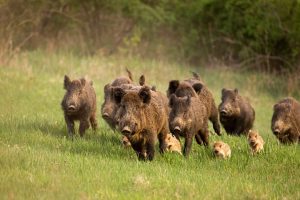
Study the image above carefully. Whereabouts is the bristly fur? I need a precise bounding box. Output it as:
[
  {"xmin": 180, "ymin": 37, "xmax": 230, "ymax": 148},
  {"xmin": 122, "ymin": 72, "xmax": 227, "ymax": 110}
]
[
  {"xmin": 271, "ymin": 97, "xmax": 300, "ymax": 144},
  {"xmin": 218, "ymin": 88, "xmax": 255, "ymax": 136},
  {"xmin": 114, "ymin": 86, "xmax": 170, "ymax": 161},
  {"xmin": 169, "ymin": 94, "xmax": 209, "ymax": 157},
  {"xmin": 167, "ymin": 72, "xmax": 221, "ymax": 135},
  {"xmin": 61, "ymin": 75, "xmax": 97, "ymax": 137}
]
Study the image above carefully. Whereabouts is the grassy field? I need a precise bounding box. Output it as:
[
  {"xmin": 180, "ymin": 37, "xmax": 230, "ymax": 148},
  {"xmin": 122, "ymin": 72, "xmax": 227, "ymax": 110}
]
[{"xmin": 0, "ymin": 51, "xmax": 299, "ymax": 199}]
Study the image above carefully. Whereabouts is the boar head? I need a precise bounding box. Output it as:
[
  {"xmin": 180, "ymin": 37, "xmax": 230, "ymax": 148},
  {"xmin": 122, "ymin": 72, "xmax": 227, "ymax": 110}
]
[{"xmin": 219, "ymin": 88, "xmax": 241, "ymax": 118}]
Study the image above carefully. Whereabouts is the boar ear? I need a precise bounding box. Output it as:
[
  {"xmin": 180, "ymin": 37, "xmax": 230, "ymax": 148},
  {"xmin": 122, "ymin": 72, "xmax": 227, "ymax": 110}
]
[
  {"xmin": 113, "ymin": 87, "xmax": 125, "ymax": 104},
  {"xmin": 168, "ymin": 80, "xmax": 180, "ymax": 96},
  {"xmin": 139, "ymin": 75, "xmax": 145, "ymax": 86},
  {"xmin": 126, "ymin": 68, "xmax": 133, "ymax": 81},
  {"xmin": 139, "ymin": 86, "xmax": 151, "ymax": 104},
  {"xmin": 151, "ymin": 86, "xmax": 156, "ymax": 91},
  {"xmin": 234, "ymin": 88, "xmax": 239, "ymax": 95},
  {"xmin": 104, "ymin": 84, "xmax": 111, "ymax": 93},
  {"xmin": 273, "ymin": 103, "xmax": 279, "ymax": 111},
  {"xmin": 221, "ymin": 88, "xmax": 226, "ymax": 96},
  {"xmin": 169, "ymin": 94, "xmax": 177, "ymax": 107},
  {"xmin": 64, "ymin": 75, "xmax": 71, "ymax": 89},
  {"xmin": 192, "ymin": 83, "xmax": 203, "ymax": 94},
  {"xmin": 80, "ymin": 78, "xmax": 86, "ymax": 87}
]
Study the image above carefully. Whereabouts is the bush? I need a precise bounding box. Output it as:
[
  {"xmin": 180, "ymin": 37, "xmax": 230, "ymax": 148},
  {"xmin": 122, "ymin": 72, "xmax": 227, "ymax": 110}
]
[{"xmin": 0, "ymin": 0, "xmax": 299, "ymax": 72}]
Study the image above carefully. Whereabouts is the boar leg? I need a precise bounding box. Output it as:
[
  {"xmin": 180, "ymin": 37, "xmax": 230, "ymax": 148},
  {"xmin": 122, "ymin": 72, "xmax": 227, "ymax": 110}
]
[
  {"xmin": 79, "ymin": 119, "xmax": 90, "ymax": 137},
  {"xmin": 131, "ymin": 142, "xmax": 146, "ymax": 161},
  {"xmin": 158, "ymin": 126, "xmax": 168, "ymax": 154},
  {"xmin": 210, "ymin": 105, "xmax": 221, "ymax": 136},
  {"xmin": 195, "ymin": 134, "xmax": 203, "ymax": 145},
  {"xmin": 90, "ymin": 112, "xmax": 97, "ymax": 131},
  {"xmin": 64, "ymin": 115, "xmax": 75, "ymax": 138},
  {"xmin": 198, "ymin": 128, "xmax": 209, "ymax": 146},
  {"xmin": 146, "ymin": 140, "xmax": 155, "ymax": 161},
  {"xmin": 183, "ymin": 134, "xmax": 193, "ymax": 157}
]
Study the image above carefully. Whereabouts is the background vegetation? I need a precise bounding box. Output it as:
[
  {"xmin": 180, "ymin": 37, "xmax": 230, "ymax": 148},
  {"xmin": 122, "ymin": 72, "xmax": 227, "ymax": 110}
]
[{"xmin": 1, "ymin": 0, "xmax": 300, "ymax": 72}]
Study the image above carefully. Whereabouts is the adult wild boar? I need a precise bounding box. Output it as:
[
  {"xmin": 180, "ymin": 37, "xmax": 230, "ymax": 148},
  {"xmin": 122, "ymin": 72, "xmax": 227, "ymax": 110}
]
[
  {"xmin": 101, "ymin": 73, "xmax": 152, "ymax": 130},
  {"xmin": 218, "ymin": 88, "xmax": 255, "ymax": 136},
  {"xmin": 169, "ymin": 93, "xmax": 209, "ymax": 157},
  {"xmin": 167, "ymin": 73, "xmax": 221, "ymax": 136},
  {"xmin": 61, "ymin": 75, "xmax": 97, "ymax": 137},
  {"xmin": 101, "ymin": 69, "xmax": 133, "ymax": 130},
  {"xmin": 271, "ymin": 97, "xmax": 300, "ymax": 144},
  {"xmin": 113, "ymin": 86, "xmax": 169, "ymax": 161}
]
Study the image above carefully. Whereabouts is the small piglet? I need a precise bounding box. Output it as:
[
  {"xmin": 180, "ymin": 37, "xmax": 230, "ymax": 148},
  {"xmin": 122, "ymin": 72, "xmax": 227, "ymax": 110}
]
[{"xmin": 61, "ymin": 75, "xmax": 97, "ymax": 137}]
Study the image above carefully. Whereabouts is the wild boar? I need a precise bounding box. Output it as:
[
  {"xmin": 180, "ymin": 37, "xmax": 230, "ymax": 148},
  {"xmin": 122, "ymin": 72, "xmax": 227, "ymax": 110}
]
[
  {"xmin": 101, "ymin": 69, "xmax": 133, "ymax": 130},
  {"xmin": 169, "ymin": 93, "xmax": 209, "ymax": 157},
  {"xmin": 167, "ymin": 73, "xmax": 221, "ymax": 136},
  {"xmin": 271, "ymin": 97, "xmax": 300, "ymax": 144},
  {"xmin": 113, "ymin": 86, "xmax": 169, "ymax": 161},
  {"xmin": 101, "ymin": 74, "xmax": 155, "ymax": 130},
  {"xmin": 61, "ymin": 75, "xmax": 97, "ymax": 137},
  {"xmin": 218, "ymin": 88, "xmax": 255, "ymax": 136}
]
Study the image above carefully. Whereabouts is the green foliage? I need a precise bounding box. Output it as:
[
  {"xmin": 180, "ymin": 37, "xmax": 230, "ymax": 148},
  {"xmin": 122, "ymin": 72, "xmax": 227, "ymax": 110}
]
[
  {"xmin": 0, "ymin": 0, "xmax": 299, "ymax": 71},
  {"xmin": 199, "ymin": 0, "xmax": 300, "ymax": 71}
]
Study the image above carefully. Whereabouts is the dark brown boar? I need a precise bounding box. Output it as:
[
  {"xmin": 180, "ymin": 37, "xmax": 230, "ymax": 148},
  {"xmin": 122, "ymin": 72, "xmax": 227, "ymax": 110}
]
[
  {"xmin": 101, "ymin": 73, "xmax": 153, "ymax": 130},
  {"xmin": 218, "ymin": 88, "xmax": 255, "ymax": 136},
  {"xmin": 169, "ymin": 93, "xmax": 209, "ymax": 157},
  {"xmin": 113, "ymin": 86, "xmax": 169, "ymax": 161},
  {"xmin": 271, "ymin": 97, "xmax": 300, "ymax": 144},
  {"xmin": 101, "ymin": 69, "xmax": 134, "ymax": 129},
  {"xmin": 167, "ymin": 73, "xmax": 221, "ymax": 136},
  {"xmin": 61, "ymin": 75, "xmax": 97, "ymax": 137}
]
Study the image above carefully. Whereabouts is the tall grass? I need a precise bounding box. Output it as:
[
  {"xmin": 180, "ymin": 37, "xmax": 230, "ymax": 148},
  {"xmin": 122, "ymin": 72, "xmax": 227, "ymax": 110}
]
[{"xmin": 0, "ymin": 51, "xmax": 299, "ymax": 199}]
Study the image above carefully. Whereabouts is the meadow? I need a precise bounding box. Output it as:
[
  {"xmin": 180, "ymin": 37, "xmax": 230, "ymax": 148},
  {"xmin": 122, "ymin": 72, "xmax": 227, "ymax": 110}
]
[{"xmin": 0, "ymin": 51, "xmax": 299, "ymax": 199}]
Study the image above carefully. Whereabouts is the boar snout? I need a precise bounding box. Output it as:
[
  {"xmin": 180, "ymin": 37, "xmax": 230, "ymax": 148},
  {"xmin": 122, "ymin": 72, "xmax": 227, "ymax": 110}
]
[
  {"xmin": 68, "ymin": 104, "xmax": 76, "ymax": 111},
  {"xmin": 67, "ymin": 103, "xmax": 77, "ymax": 113},
  {"xmin": 220, "ymin": 109, "xmax": 228, "ymax": 116},
  {"xmin": 273, "ymin": 129, "xmax": 280, "ymax": 136},
  {"xmin": 122, "ymin": 126, "xmax": 132, "ymax": 135},
  {"xmin": 173, "ymin": 126, "xmax": 181, "ymax": 135},
  {"xmin": 102, "ymin": 112, "xmax": 110, "ymax": 119}
]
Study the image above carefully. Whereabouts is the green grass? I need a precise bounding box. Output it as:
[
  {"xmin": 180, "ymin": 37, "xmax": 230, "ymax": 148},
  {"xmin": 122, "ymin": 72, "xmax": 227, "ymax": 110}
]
[{"xmin": 0, "ymin": 51, "xmax": 299, "ymax": 199}]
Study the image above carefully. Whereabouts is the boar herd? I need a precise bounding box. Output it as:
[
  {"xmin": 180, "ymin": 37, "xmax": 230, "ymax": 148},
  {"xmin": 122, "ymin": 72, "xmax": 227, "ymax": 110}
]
[{"xmin": 61, "ymin": 70, "xmax": 300, "ymax": 161}]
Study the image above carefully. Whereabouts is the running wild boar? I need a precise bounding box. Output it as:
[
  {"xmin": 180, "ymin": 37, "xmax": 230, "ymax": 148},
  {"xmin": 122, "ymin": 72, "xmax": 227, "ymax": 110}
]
[
  {"xmin": 218, "ymin": 88, "xmax": 255, "ymax": 136},
  {"xmin": 101, "ymin": 69, "xmax": 133, "ymax": 130},
  {"xmin": 271, "ymin": 97, "xmax": 300, "ymax": 144},
  {"xmin": 113, "ymin": 86, "xmax": 169, "ymax": 161},
  {"xmin": 61, "ymin": 75, "xmax": 97, "ymax": 137},
  {"xmin": 167, "ymin": 73, "xmax": 221, "ymax": 135},
  {"xmin": 169, "ymin": 93, "xmax": 209, "ymax": 157}
]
